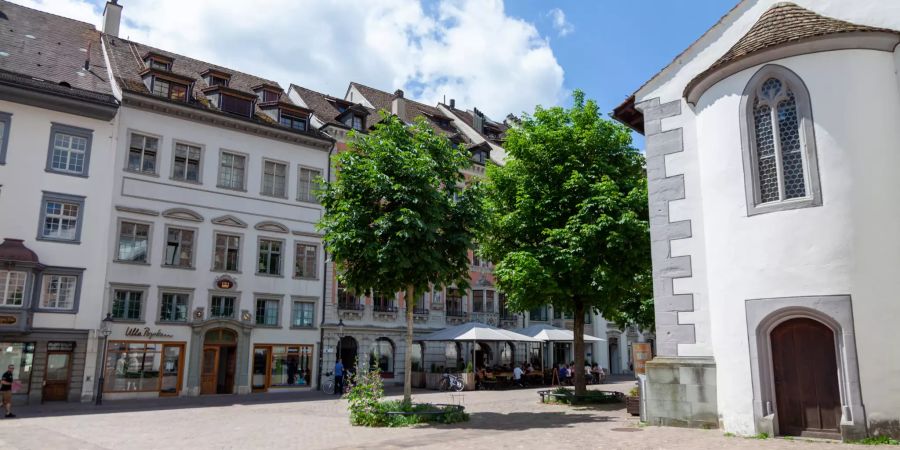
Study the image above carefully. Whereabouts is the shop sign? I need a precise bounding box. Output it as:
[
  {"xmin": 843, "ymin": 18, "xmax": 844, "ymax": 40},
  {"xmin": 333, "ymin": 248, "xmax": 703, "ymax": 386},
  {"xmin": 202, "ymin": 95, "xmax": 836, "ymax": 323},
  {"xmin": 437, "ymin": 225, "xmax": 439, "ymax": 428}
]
[
  {"xmin": 0, "ymin": 315, "xmax": 17, "ymax": 325},
  {"xmin": 214, "ymin": 275, "xmax": 236, "ymax": 290},
  {"xmin": 632, "ymin": 342, "xmax": 653, "ymax": 375},
  {"xmin": 125, "ymin": 327, "xmax": 174, "ymax": 339}
]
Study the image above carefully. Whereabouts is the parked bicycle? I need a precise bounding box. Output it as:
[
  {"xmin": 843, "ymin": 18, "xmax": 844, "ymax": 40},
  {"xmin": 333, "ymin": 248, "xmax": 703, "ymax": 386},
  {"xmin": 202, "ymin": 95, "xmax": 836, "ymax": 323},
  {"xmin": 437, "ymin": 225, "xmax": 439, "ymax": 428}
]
[
  {"xmin": 322, "ymin": 370, "xmax": 352, "ymax": 395},
  {"xmin": 439, "ymin": 371, "xmax": 465, "ymax": 392}
]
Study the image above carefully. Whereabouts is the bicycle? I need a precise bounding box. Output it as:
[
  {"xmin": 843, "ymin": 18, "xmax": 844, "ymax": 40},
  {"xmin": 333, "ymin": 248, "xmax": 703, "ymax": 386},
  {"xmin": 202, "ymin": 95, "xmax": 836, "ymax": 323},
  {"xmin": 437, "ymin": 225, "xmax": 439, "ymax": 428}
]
[
  {"xmin": 439, "ymin": 371, "xmax": 465, "ymax": 392},
  {"xmin": 322, "ymin": 371, "xmax": 352, "ymax": 395}
]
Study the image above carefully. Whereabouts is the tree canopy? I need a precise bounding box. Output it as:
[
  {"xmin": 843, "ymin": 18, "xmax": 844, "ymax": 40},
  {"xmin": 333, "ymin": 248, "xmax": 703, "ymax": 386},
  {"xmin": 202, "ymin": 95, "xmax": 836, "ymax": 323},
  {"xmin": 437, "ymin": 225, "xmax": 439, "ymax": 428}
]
[
  {"xmin": 482, "ymin": 90, "xmax": 651, "ymax": 394},
  {"xmin": 318, "ymin": 114, "xmax": 483, "ymax": 401}
]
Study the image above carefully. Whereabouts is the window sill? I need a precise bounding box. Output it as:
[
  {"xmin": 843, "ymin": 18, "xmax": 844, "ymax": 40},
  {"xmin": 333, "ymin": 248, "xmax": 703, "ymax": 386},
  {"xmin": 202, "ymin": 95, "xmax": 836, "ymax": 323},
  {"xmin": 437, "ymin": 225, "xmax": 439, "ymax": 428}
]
[
  {"xmin": 212, "ymin": 269, "xmax": 242, "ymax": 274},
  {"xmin": 124, "ymin": 168, "xmax": 160, "ymax": 178},
  {"xmin": 45, "ymin": 168, "xmax": 88, "ymax": 178},
  {"xmin": 292, "ymin": 276, "xmax": 319, "ymax": 281},
  {"xmin": 161, "ymin": 264, "xmax": 195, "ymax": 271},
  {"xmin": 169, "ymin": 177, "xmax": 203, "ymax": 185},
  {"xmin": 155, "ymin": 320, "xmax": 190, "ymax": 326},
  {"xmin": 290, "ymin": 325, "xmax": 315, "ymax": 330},
  {"xmin": 260, "ymin": 193, "xmax": 289, "ymax": 200},
  {"xmin": 34, "ymin": 308, "xmax": 77, "ymax": 314},
  {"xmin": 747, "ymin": 196, "xmax": 822, "ymax": 216},
  {"xmin": 114, "ymin": 259, "xmax": 151, "ymax": 266},
  {"xmin": 254, "ymin": 324, "xmax": 282, "ymax": 329},
  {"xmin": 36, "ymin": 236, "xmax": 81, "ymax": 245},
  {"xmin": 109, "ymin": 318, "xmax": 145, "ymax": 323},
  {"xmin": 208, "ymin": 315, "xmax": 236, "ymax": 320},
  {"xmin": 255, "ymin": 273, "xmax": 284, "ymax": 278},
  {"xmin": 216, "ymin": 185, "xmax": 247, "ymax": 193}
]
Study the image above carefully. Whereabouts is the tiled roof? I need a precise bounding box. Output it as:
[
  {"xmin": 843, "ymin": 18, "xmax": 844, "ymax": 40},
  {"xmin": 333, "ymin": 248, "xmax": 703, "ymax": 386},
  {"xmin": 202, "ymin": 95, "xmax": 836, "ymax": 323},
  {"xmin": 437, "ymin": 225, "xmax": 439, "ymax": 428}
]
[
  {"xmin": 348, "ymin": 82, "xmax": 459, "ymax": 136},
  {"xmin": 103, "ymin": 35, "xmax": 331, "ymax": 142},
  {"xmin": 708, "ymin": 2, "xmax": 897, "ymax": 73},
  {"xmin": 443, "ymin": 105, "xmax": 508, "ymax": 143},
  {"xmin": 0, "ymin": 0, "xmax": 116, "ymax": 104},
  {"xmin": 291, "ymin": 84, "xmax": 373, "ymax": 129}
]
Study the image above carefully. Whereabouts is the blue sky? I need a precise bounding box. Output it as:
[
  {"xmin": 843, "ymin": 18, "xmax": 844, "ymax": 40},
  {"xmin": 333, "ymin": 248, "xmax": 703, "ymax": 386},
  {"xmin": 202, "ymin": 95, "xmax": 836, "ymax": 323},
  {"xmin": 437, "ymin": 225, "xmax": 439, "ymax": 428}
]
[{"xmin": 17, "ymin": 0, "xmax": 736, "ymax": 137}]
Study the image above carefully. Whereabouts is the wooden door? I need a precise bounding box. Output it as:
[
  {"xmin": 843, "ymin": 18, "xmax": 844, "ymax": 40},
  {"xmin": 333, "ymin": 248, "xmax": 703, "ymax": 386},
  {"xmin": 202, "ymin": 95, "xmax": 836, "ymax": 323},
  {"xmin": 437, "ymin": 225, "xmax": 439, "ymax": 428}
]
[
  {"xmin": 771, "ymin": 318, "xmax": 841, "ymax": 438},
  {"xmin": 200, "ymin": 346, "xmax": 219, "ymax": 395},
  {"xmin": 223, "ymin": 347, "xmax": 236, "ymax": 393},
  {"xmin": 42, "ymin": 352, "xmax": 71, "ymax": 402}
]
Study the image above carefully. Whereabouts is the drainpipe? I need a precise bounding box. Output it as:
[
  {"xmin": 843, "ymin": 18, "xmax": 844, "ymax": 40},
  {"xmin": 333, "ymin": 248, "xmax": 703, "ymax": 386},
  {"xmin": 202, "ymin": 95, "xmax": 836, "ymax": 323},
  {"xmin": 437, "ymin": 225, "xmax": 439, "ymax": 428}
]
[{"xmin": 316, "ymin": 141, "xmax": 337, "ymax": 390}]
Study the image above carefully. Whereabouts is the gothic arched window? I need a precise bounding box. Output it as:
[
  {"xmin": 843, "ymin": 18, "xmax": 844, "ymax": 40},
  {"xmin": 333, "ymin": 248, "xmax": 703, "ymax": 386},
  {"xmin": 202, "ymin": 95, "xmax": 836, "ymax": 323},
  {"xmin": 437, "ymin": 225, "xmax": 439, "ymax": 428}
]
[{"xmin": 741, "ymin": 65, "xmax": 821, "ymax": 215}]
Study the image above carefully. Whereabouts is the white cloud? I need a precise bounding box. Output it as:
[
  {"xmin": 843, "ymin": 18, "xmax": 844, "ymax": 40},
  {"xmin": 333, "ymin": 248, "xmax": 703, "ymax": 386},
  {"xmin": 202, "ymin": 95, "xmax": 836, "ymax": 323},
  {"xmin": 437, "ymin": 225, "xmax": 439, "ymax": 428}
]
[
  {"xmin": 11, "ymin": 0, "xmax": 564, "ymax": 119},
  {"xmin": 548, "ymin": 8, "xmax": 574, "ymax": 37}
]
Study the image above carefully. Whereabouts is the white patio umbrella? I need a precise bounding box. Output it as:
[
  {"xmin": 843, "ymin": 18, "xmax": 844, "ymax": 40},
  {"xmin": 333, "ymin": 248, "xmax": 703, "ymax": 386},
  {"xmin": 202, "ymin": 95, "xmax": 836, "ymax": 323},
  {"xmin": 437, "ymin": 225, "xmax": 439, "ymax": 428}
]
[
  {"xmin": 514, "ymin": 324, "xmax": 604, "ymax": 374},
  {"xmin": 418, "ymin": 322, "xmax": 541, "ymax": 376}
]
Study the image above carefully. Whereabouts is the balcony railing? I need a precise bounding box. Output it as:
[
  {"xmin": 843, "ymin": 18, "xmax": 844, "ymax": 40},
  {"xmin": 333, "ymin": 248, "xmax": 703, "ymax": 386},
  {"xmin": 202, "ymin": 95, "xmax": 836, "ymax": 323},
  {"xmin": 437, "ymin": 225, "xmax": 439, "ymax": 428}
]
[
  {"xmin": 445, "ymin": 309, "xmax": 467, "ymax": 318},
  {"xmin": 373, "ymin": 304, "xmax": 398, "ymax": 313},
  {"xmin": 338, "ymin": 301, "xmax": 364, "ymax": 311},
  {"xmin": 500, "ymin": 311, "xmax": 518, "ymax": 321},
  {"xmin": 412, "ymin": 307, "xmax": 429, "ymax": 315}
]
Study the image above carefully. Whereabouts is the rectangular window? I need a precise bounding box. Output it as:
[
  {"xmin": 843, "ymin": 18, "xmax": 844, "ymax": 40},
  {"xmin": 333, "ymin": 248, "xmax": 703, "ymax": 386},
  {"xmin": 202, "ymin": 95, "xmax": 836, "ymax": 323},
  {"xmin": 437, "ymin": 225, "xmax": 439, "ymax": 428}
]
[
  {"xmin": 529, "ymin": 306, "xmax": 548, "ymax": 322},
  {"xmin": 257, "ymin": 239, "xmax": 283, "ymax": 276},
  {"xmin": 127, "ymin": 133, "xmax": 158, "ymax": 174},
  {"xmin": 268, "ymin": 345, "xmax": 313, "ymax": 387},
  {"xmin": 42, "ymin": 201, "xmax": 79, "ymax": 240},
  {"xmin": 0, "ymin": 271, "xmax": 27, "ymax": 307},
  {"xmin": 221, "ymin": 94, "xmax": 252, "ymax": 117},
  {"xmin": 50, "ymin": 132, "xmax": 87, "ymax": 174},
  {"xmin": 164, "ymin": 227, "xmax": 194, "ymax": 268},
  {"xmin": 262, "ymin": 90, "xmax": 280, "ymax": 103},
  {"xmin": 372, "ymin": 292, "xmax": 395, "ymax": 312},
  {"xmin": 209, "ymin": 76, "xmax": 228, "ymax": 87},
  {"xmin": 337, "ymin": 283, "xmax": 360, "ymax": 310},
  {"xmin": 40, "ymin": 274, "xmax": 77, "ymax": 310},
  {"xmin": 297, "ymin": 167, "xmax": 322, "ymax": 203},
  {"xmin": 218, "ymin": 152, "xmax": 246, "ymax": 190},
  {"xmin": 117, "ymin": 221, "xmax": 150, "ymax": 263},
  {"xmin": 0, "ymin": 112, "xmax": 11, "ymax": 164},
  {"xmin": 352, "ymin": 115, "xmax": 363, "ymax": 131},
  {"xmin": 149, "ymin": 60, "xmax": 169, "ymax": 70},
  {"xmin": 151, "ymin": 78, "xmax": 187, "ymax": 102},
  {"xmin": 261, "ymin": 160, "xmax": 287, "ymax": 198},
  {"xmin": 291, "ymin": 301, "xmax": 314, "ymax": 327},
  {"xmin": 446, "ymin": 288, "xmax": 464, "ymax": 316},
  {"xmin": 293, "ymin": 243, "xmax": 317, "ymax": 279},
  {"xmin": 213, "ymin": 233, "xmax": 241, "ymax": 272},
  {"xmin": 255, "ymin": 298, "xmax": 279, "ymax": 326},
  {"xmin": 210, "ymin": 295, "xmax": 235, "ymax": 318},
  {"xmin": 104, "ymin": 342, "xmax": 170, "ymax": 392},
  {"xmin": 172, "ymin": 143, "xmax": 201, "ymax": 182},
  {"xmin": 472, "ymin": 290, "xmax": 485, "ymax": 312},
  {"xmin": 111, "ymin": 289, "xmax": 143, "ymax": 320},
  {"xmin": 0, "ymin": 342, "xmax": 35, "ymax": 394},
  {"xmin": 279, "ymin": 114, "xmax": 307, "ymax": 131},
  {"xmin": 159, "ymin": 292, "xmax": 189, "ymax": 322}
]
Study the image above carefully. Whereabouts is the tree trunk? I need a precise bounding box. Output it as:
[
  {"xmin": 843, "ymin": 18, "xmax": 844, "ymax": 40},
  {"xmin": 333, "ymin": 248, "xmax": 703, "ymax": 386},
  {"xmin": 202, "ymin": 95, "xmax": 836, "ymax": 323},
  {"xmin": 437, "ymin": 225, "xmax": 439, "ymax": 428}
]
[
  {"xmin": 573, "ymin": 298, "xmax": 586, "ymax": 396},
  {"xmin": 403, "ymin": 285, "xmax": 415, "ymax": 404}
]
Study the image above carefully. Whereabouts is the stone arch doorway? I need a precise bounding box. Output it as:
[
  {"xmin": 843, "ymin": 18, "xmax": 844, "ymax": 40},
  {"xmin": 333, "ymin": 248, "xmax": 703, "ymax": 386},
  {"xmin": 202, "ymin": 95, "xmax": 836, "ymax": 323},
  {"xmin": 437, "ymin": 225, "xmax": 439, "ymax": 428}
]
[
  {"xmin": 338, "ymin": 336, "xmax": 358, "ymax": 372},
  {"xmin": 771, "ymin": 318, "xmax": 841, "ymax": 438},
  {"xmin": 201, "ymin": 328, "xmax": 238, "ymax": 395}
]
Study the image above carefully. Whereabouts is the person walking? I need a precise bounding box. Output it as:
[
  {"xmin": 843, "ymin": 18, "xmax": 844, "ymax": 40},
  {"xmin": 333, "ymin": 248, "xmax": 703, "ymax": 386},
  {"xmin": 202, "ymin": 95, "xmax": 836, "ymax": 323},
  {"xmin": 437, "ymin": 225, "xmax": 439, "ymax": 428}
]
[
  {"xmin": 513, "ymin": 364, "xmax": 525, "ymax": 388},
  {"xmin": 1, "ymin": 364, "xmax": 15, "ymax": 418},
  {"xmin": 333, "ymin": 358, "xmax": 344, "ymax": 395}
]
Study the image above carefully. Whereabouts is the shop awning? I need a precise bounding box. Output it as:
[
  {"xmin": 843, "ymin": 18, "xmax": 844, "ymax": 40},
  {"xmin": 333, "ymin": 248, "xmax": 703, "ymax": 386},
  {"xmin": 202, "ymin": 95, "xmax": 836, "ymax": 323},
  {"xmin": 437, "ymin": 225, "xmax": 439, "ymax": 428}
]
[
  {"xmin": 513, "ymin": 324, "xmax": 604, "ymax": 343},
  {"xmin": 417, "ymin": 322, "xmax": 541, "ymax": 342}
]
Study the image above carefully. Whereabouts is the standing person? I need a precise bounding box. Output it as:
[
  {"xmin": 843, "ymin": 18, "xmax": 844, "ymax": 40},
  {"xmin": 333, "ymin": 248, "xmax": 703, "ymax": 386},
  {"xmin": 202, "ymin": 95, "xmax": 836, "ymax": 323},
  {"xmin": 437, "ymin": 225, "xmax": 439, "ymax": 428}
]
[
  {"xmin": 333, "ymin": 358, "xmax": 344, "ymax": 395},
  {"xmin": 513, "ymin": 364, "xmax": 524, "ymax": 388},
  {"xmin": 1, "ymin": 364, "xmax": 15, "ymax": 418}
]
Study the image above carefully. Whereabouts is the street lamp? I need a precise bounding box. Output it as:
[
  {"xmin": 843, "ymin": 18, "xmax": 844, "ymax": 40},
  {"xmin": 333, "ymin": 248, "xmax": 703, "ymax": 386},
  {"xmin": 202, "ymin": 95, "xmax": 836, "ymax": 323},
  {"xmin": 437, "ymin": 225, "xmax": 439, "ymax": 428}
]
[
  {"xmin": 337, "ymin": 318, "xmax": 345, "ymax": 361},
  {"xmin": 95, "ymin": 313, "xmax": 113, "ymax": 405}
]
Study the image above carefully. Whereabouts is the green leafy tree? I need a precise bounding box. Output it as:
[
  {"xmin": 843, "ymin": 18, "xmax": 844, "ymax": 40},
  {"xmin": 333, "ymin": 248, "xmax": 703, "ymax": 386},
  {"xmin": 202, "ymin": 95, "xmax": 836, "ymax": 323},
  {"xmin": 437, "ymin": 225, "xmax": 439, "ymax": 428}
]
[
  {"xmin": 482, "ymin": 90, "xmax": 650, "ymax": 395},
  {"xmin": 318, "ymin": 114, "xmax": 483, "ymax": 403}
]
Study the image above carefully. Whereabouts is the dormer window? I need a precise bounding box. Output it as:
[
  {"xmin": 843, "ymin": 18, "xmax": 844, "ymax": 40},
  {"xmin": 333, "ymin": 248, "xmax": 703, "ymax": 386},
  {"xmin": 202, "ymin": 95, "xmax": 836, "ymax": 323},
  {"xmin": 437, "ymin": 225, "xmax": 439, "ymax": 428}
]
[
  {"xmin": 142, "ymin": 51, "xmax": 174, "ymax": 72},
  {"xmin": 343, "ymin": 114, "xmax": 363, "ymax": 131},
  {"xmin": 149, "ymin": 60, "xmax": 170, "ymax": 71},
  {"xmin": 280, "ymin": 113, "xmax": 307, "ymax": 131},
  {"xmin": 221, "ymin": 94, "xmax": 253, "ymax": 117},
  {"xmin": 209, "ymin": 76, "xmax": 228, "ymax": 87},
  {"xmin": 201, "ymin": 69, "xmax": 232, "ymax": 88},
  {"xmin": 252, "ymin": 83, "xmax": 283, "ymax": 104},
  {"xmin": 262, "ymin": 90, "xmax": 279, "ymax": 102},
  {"xmin": 472, "ymin": 150, "xmax": 487, "ymax": 165},
  {"xmin": 151, "ymin": 78, "xmax": 188, "ymax": 102}
]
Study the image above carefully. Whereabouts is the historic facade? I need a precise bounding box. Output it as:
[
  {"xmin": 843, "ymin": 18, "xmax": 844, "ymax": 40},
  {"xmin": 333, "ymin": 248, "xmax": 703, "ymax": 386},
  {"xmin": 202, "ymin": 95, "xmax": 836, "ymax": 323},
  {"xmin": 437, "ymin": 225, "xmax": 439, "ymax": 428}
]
[{"xmin": 613, "ymin": 0, "xmax": 900, "ymax": 441}]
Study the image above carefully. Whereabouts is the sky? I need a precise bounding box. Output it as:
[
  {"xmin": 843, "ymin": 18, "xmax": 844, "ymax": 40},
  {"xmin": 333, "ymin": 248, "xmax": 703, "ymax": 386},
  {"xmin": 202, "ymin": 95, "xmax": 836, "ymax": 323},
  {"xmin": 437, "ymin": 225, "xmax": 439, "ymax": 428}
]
[{"xmin": 11, "ymin": 0, "xmax": 734, "ymax": 133}]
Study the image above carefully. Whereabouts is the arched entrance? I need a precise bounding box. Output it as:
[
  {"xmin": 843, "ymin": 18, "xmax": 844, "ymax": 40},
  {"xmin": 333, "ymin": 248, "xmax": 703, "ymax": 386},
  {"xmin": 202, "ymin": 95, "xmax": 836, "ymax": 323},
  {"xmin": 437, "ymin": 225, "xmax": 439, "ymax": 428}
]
[
  {"xmin": 608, "ymin": 337, "xmax": 620, "ymax": 374},
  {"xmin": 338, "ymin": 336, "xmax": 358, "ymax": 372},
  {"xmin": 201, "ymin": 328, "xmax": 238, "ymax": 395},
  {"xmin": 771, "ymin": 318, "xmax": 841, "ymax": 438},
  {"xmin": 474, "ymin": 341, "xmax": 492, "ymax": 368}
]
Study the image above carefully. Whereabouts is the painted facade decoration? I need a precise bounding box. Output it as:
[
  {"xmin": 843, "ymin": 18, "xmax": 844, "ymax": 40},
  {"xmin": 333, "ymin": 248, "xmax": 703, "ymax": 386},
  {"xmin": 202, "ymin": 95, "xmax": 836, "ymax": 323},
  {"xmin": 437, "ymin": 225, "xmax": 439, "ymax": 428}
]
[{"xmin": 612, "ymin": 0, "xmax": 900, "ymax": 441}]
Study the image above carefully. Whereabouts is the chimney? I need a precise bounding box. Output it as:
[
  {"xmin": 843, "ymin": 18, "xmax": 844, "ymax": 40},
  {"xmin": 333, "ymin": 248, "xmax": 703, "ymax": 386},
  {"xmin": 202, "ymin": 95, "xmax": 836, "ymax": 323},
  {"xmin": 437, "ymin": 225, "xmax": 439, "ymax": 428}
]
[
  {"xmin": 449, "ymin": 99, "xmax": 456, "ymax": 109},
  {"xmin": 102, "ymin": 1, "xmax": 122, "ymax": 37},
  {"xmin": 391, "ymin": 89, "xmax": 406, "ymax": 119},
  {"xmin": 473, "ymin": 108, "xmax": 485, "ymax": 133}
]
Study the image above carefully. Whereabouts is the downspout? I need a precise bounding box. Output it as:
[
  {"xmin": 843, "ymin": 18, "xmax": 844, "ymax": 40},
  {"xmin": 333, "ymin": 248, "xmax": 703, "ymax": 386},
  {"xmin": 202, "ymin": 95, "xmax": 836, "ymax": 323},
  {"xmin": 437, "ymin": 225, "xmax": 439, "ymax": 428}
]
[{"xmin": 316, "ymin": 140, "xmax": 337, "ymax": 391}]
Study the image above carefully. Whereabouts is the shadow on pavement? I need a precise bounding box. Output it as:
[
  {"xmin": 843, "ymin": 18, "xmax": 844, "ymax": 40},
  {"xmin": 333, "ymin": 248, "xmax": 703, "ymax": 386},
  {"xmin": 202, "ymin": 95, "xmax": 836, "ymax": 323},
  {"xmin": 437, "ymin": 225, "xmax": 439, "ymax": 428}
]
[{"xmin": 451, "ymin": 411, "xmax": 614, "ymax": 431}]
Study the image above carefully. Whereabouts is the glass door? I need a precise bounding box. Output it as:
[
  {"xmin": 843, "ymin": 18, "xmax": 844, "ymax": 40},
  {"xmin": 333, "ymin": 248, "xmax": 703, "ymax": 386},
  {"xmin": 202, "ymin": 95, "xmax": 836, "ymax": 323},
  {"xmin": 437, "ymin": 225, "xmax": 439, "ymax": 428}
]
[
  {"xmin": 252, "ymin": 346, "xmax": 270, "ymax": 391},
  {"xmin": 43, "ymin": 352, "xmax": 71, "ymax": 402},
  {"xmin": 159, "ymin": 344, "xmax": 183, "ymax": 396}
]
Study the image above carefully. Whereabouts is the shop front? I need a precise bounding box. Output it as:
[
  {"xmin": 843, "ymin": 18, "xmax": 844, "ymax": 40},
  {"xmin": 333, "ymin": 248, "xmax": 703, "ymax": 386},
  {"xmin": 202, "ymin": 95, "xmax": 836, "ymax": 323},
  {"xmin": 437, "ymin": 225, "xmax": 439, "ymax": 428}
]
[
  {"xmin": 0, "ymin": 331, "xmax": 90, "ymax": 404},
  {"xmin": 101, "ymin": 325, "xmax": 189, "ymax": 400},
  {"xmin": 251, "ymin": 344, "xmax": 314, "ymax": 391}
]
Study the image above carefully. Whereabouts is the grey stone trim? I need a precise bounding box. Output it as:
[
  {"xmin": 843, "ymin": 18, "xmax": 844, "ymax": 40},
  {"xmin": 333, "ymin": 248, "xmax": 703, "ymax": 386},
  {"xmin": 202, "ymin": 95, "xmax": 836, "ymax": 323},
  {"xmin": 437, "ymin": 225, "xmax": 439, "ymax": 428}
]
[
  {"xmin": 32, "ymin": 266, "xmax": 86, "ymax": 314},
  {"xmin": 161, "ymin": 208, "xmax": 203, "ymax": 222},
  {"xmin": 739, "ymin": 64, "xmax": 822, "ymax": 216},
  {"xmin": 185, "ymin": 318, "xmax": 254, "ymax": 395},
  {"xmin": 45, "ymin": 123, "xmax": 94, "ymax": 178},
  {"xmin": 211, "ymin": 215, "xmax": 248, "ymax": 228},
  {"xmin": 0, "ymin": 111, "xmax": 11, "ymax": 165},
  {"xmin": 635, "ymin": 98, "xmax": 695, "ymax": 357},
  {"xmin": 107, "ymin": 283, "xmax": 150, "ymax": 322},
  {"xmin": 254, "ymin": 220, "xmax": 289, "ymax": 233},
  {"xmin": 644, "ymin": 356, "xmax": 718, "ymax": 429},
  {"xmin": 745, "ymin": 295, "xmax": 866, "ymax": 441},
  {"xmin": 115, "ymin": 205, "xmax": 160, "ymax": 217},
  {"xmin": 36, "ymin": 191, "xmax": 87, "ymax": 244},
  {"xmin": 0, "ymin": 81, "xmax": 118, "ymax": 121}
]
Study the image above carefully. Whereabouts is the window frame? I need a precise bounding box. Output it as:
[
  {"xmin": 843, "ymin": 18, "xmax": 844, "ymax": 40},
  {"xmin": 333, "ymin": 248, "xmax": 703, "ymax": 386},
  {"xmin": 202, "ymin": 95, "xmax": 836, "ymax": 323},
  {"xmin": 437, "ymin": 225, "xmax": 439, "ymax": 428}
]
[
  {"xmin": 36, "ymin": 191, "xmax": 86, "ymax": 244},
  {"xmin": 296, "ymin": 166, "xmax": 322, "ymax": 204},
  {"xmin": 157, "ymin": 287, "xmax": 192, "ymax": 324},
  {"xmin": 35, "ymin": 267, "xmax": 84, "ymax": 314},
  {"xmin": 256, "ymin": 237, "xmax": 284, "ymax": 277},
  {"xmin": 162, "ymin": 224, "xmax": 197, "ymax": 269},
  {"xmin": 740, "ymin": 64, "xmax": 822, "ymax": 216},
  {"xmin": 279, "ymin": 112, "xmax": 308, "ymax": 131},
  {"xmin": 290, "ymin": 297, "xmax": 316, "ymax": 329},
  {"xmin": 45, "ymin": 123, "xmax": 93, "ymax": 177},
  {"xmin": 170, "ymin": 140, "xmax": 204, "ymax": 184},
  {"xmin": 0, "ymin": 270, "xmax": 29, "ymax": 308},
  {"xmin": 208, "ymin": 293, "xmax": 238, "ymax": 319},
  {"xmin": 260, "ymin": 158, "xmax": 289, "ymax": 199},
  {"xmin": 292, "ymin": 241, "xmax": 318, "ymax": 280},
  {"xmin": 114, "ymin": 218, "xmax": 153, "ymax": 265},
  {"xmin": 0, "ymin": 111, "xmax": 10, "ymax": 165},
  {"xmin": 254, "ymin": 295, "xmax": 281, "ymax": 328},
  {"xmin": 125, "ymin": 130, "xmax": 161, "ymax": 176},
  {"xmin": 217, "ymin": 149, "xmax": 248, "ymax": 191},
  {"xmin": 109, "ymin": 284, "xmax": 149, "ymax": 322},
  {"xmin": 212, "ymin": 231, "xmax": 242, "ymax": 273},
  {"xmin": 150, "ymin": 77, "xmax": 188, "ymax": 102}
]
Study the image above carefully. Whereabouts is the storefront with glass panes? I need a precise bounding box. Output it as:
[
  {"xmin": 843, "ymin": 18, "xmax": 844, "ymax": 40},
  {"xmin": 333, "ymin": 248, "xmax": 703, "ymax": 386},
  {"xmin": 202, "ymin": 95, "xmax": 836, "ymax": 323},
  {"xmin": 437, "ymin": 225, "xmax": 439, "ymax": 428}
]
[
  {"xmin": 0, "ymin": 331, "xmax": 90, "ymax": 404},
  {"xmin": 251, "ymin": 344, "xmax": 314, "ymax": 391}
]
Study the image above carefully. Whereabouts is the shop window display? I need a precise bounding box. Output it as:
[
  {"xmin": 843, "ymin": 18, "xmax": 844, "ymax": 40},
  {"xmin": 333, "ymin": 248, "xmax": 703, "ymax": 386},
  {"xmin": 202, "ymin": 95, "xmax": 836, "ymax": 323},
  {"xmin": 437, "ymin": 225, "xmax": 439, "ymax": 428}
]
[{"xmin": 0, "ymin": 343, "xmax": 34, "ymax": 393}]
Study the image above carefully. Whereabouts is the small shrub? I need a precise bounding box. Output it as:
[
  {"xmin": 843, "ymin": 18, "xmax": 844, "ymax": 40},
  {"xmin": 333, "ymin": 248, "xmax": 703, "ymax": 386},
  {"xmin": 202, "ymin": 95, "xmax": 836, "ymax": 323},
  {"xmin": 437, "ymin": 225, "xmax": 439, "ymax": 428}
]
[
  {"xmin": 723, "ymin": 432, "xmax": 736, "ymax": 438},
  {"xmin": 850, "ymin": 435, "xmax": 900, "ymax": 446},
  {"xmin": 465, "ymin": 362, "xmax": 473, "ymax": 373},
  {"xmin": 753, "ymin": 432, "xmax": 769, "ymax": 440},
  {"xmin": 347, "ymin": 363, "xmax": 385, "ymax": 426},
  {"xmin": 628, "ymin": 386, "xmax": 640, "ymax": 397}
]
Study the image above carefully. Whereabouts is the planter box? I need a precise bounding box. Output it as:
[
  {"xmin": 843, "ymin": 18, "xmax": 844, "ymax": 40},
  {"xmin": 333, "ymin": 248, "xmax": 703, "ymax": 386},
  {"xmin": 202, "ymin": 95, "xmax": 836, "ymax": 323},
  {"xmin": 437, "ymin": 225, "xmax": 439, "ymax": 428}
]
[
  {"xmin": 463, "ymin": 372, "xmax": 475, "ymax": 391},
  {"xmin": 425, "ymin": 373, "xmax": 443, "ymax": 390},
  {"xmin": 625, "ymin": 395, "xmax": 641, "ymax": 416},
  {"xmin": 411, "ymin": 372, "xmax": 426, "ymax": 388}
]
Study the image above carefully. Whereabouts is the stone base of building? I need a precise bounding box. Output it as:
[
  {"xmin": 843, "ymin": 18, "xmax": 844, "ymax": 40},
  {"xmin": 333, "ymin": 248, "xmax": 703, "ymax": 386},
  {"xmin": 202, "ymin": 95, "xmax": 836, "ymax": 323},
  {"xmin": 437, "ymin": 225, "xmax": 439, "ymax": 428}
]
[{"xmin": 644, "ymin": 356, "xmax": 718, "ymax": 429}]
